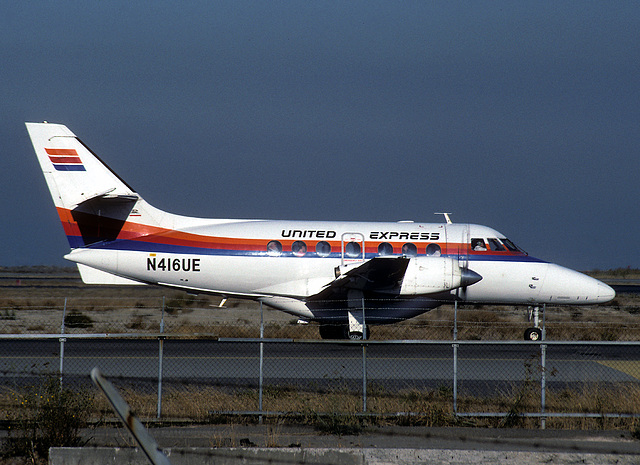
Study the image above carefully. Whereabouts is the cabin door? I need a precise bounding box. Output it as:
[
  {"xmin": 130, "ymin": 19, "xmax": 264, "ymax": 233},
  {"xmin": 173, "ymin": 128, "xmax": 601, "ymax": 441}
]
[{"xmin": 341, "ymin": 232, "xmax": 365, "ymax": 266}]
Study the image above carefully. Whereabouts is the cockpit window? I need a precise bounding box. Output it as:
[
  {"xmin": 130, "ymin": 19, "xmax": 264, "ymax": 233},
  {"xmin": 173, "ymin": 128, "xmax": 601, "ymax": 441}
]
[
  {"xmin": 471, "ymin": 238, "xmax": 487, "ymax": 251},
  {"xmin": 487, "ymin": 238, "xmax": 506, "ymax": 251},
  {"xmin": 501, "ymin": 238, "xmax": 525, "ymax": 253}
]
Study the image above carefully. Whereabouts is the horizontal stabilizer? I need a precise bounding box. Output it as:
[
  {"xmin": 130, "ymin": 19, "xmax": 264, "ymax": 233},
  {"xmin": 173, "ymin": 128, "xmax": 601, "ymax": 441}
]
[
  {"xmin": 76, "ymin": 189, "xmax": 139, "ymax": 205},
  {"xmin": 77, "ymin": 264, "xmax": 145, "ymax": 285}
]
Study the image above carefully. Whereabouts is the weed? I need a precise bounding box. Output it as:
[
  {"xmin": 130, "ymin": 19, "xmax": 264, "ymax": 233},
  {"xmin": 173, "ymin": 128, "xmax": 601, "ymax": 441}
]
[
  {"xmin": 64, "ymin": 310, "xmax": 93, "ymax": 329},
  {"xmin": 2, "ymin": 376, "xmax": 94, "ymax": 462},
  {"xmin": 127, "ymin": 315, "xmax": 148, "ymax": 330},
  {"xmin": 313, "ymin": 412, "xmax": 363, "ymax": 436},
  {"xmin": 0, "ymin": 309, "xmax": 16, "ymax": 320},
  {"xmin": 164, "ymin": 298, "xmax": 184, "ymax": 314}
]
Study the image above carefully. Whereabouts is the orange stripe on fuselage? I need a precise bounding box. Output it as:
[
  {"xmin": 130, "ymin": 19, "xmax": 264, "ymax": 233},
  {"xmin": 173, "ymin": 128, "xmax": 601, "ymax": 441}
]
[{"xmin": 55, "ymin": 207, "xmax": 524, "ymax": 257}]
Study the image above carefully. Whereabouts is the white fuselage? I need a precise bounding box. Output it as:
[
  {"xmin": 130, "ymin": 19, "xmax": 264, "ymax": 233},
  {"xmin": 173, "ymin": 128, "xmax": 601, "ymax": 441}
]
[{"xmin": 64, "ymin": 219, "xmax": 615, "ymax": 324}]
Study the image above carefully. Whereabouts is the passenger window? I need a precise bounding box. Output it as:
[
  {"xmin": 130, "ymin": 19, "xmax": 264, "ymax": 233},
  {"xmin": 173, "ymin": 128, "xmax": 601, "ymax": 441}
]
[
  {"xmin": 345, "ymin": 241, "xmax": 362, "ymax": 258},
  {"xmin": 487, "ymin": 238, "xmax": 506, "ymax": 251},
  {"xmin": 426, "ymin": 243, "xmax": 441, "ymax": 256},
  {"xmin": 471, "ymin": 238, "xmax": 487, "ymax": 251},
  {"xmin": 378, "ymin": 242, "xmax": 393, "ymax": 256},
  {"xmin": 401, "ymin": 243, "xmax": 417, "ymax": 257},
  {"xmin": 292, "ymin": 241, "xmax": 307, "ymax": 257},
  {"xmin": 316, "ymin": 241, "xmax": 331, "ymax": 257},
  {"xmin": 267, "ymin": 240, "xmax": 282, "ymax": 256}
]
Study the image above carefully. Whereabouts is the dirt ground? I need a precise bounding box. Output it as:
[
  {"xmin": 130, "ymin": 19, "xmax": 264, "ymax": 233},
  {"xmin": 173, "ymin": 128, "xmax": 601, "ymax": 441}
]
[{"xmin": 0, "ymin": 269, "xmax": 638, "ymax": 340}]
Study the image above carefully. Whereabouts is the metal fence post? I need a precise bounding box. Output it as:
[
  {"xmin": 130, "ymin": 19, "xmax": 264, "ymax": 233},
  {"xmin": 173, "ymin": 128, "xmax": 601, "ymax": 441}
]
[
  {"xmin": 362, "ymin": 297, "xmax": 367, "ymax": 413},
  {"xmin": 259, "ymin": 301, "xmax": 264, "ymax": 424},
  {"xmin": 541, "ymin": 343, "xmax": 546, "ymax": 430},
  {"xmin": 540, "ymin": 303, "xmax": 546, "ymax": 429},
  {"xmin": 453, "ymin": 300, "xmax": 458, "ymax": 341},
  {"xmin": 453, "ymin": 301, "xmax": 458, "ymax": 416},
  {"xmin": 157, "ymin": 296, "xmax": 165, "ymax": 419},
  {"xmin": 59, "ymin": 298, "xmax": 67, "ymax": 388},
  {"xmin": 453, "ymin": 343, "xmax": 458, "ymax": 415}
]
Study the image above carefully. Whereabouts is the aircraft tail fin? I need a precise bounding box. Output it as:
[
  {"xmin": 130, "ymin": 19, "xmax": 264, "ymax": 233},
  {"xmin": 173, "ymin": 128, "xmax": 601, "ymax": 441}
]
[{"xmin": 26, "ymin": 122, "xmax": 164, "ymax": 249}]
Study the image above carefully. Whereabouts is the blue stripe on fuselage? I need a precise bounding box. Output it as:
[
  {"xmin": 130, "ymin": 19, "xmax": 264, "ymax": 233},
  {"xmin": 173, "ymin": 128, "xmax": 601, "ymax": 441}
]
[{"xmin": 69, "ymin": 238, "xmax": 547, "ymax": 263}]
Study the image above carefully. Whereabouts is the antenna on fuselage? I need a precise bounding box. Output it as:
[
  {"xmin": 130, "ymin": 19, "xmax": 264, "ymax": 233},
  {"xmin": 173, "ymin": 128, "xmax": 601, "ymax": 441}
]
[{"xmin": 435, "ymin": 212, "xmax": 453, "ymax": 224}]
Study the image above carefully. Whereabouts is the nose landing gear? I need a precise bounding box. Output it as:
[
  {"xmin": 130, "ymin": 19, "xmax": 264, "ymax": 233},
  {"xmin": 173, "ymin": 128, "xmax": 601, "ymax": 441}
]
[
  {"xmin": 524, "ymin": 327, "xmax": 542, "ymax": 341},
  {"xmin": 524, "ymin": 305, "xmax": 544, "ymax": 341}
]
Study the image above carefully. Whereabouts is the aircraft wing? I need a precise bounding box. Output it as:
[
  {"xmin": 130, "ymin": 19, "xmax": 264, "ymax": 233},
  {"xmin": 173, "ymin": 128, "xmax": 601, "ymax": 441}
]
[{"xmin": 307, "ymin": 257, "xmax": 410, "ymax": 303}]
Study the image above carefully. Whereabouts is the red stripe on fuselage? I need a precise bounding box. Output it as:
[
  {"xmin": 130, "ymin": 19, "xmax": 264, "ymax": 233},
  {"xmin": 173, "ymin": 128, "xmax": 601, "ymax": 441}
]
[{"xmin": 55, "ymin": 208, "xmax": 525, "ymax": 257}]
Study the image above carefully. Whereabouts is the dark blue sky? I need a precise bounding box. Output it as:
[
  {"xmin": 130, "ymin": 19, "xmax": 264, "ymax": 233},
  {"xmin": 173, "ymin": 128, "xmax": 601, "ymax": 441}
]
[{"xmin": 2, "ymin": 1, "xmax": 638, "ymax": 270}]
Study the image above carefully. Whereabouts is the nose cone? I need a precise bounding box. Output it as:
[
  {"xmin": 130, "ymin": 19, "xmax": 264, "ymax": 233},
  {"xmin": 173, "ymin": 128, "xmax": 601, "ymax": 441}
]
[
  {"xmin": 540, "ymin": 264, "xmax": 616, "ymax": 304},
  {"xmin": 596, "ymin": 282, "xmax": 616, "ymax": 303}
]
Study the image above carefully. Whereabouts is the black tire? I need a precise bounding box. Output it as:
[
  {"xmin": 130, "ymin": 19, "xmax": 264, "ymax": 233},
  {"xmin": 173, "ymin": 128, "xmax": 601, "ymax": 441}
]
[
  {"xmin": 320, "ymin": 324, "xmax": 370, "ymax": 340},
  {"xmin": 524, "ymin": 327, "xmax": 542, "ymax": 341},
  {"xmin": 319, "ymin": 324, "xmax": 348, "ymax": 339},
  {"xmin": 319, "ymin": 324, "xmax": 338, "ymax": 339}
]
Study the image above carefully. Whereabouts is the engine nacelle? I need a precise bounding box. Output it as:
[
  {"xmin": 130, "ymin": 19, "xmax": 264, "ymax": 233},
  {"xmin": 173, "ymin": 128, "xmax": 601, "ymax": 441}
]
[{"xmin": 399, "ymin": 256, "xmax": 465, "ymax": 296}]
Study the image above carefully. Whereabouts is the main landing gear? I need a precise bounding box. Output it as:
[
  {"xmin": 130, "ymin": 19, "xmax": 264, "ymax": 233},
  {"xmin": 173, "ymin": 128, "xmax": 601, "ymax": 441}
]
[
  {"xmin": 524, "ymin": 305, "xmax": 543, "ymax": 341},
  {"xmin": 319, "ymin": 324, "xmax": 370, "ymax": 340}
]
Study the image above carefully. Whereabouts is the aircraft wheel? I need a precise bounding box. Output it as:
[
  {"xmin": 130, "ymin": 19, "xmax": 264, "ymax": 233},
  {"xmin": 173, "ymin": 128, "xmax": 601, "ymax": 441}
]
[
  {"xmin": 524, "ymin": 327, "xmax": 542, "ymax": 341},
  {"xmin": 320, "ymin": 325, "xmax": 369, "ymax": 340},
  {"xmin": 347, "ymin": 325, "xmax": 370, "ymax": 340},
  {"xmin": 319, "ymin": 325, "xmax": 330, "ymax": 339},
  {"xmin": 319, "ymin": 324, "xmax": 341, "ymax": 340}
]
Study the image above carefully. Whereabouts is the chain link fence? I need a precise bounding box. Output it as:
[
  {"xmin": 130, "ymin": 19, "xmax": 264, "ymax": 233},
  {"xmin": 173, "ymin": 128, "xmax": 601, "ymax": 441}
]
[{"xmin": 0, "ymin": 291, "xmax": 639, "ymax": 428}]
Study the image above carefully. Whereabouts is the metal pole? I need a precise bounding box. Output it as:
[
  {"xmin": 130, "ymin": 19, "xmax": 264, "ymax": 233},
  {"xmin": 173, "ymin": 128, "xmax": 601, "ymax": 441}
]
[
  {"xmin": 259, "ymin": 301, "xmax": 264, "ymax": 424},
  {"xmin": 541, "ymin": 304, "xmax": 546, "ymax": 429},
  {"xmin": 541, "ymin": 343, "xmax": 546, "ymax": 429},
  {"xmin": 362, "ymin": 297, "xmax": 367, "ymax": 413},
  {"xmin": 59, "ymin": 298, "xmax": 67, "ymax": 388},
  {"xmin": 453, "ymin": 344, "xmax": 458, "ymax": 415},
  {"xmin": 157, "ymin": 297, "xmax": 165, "ymax": 419},
  {"xmin": 453, "ymin": 301, "xmax": 458, "ymax": 415},
  {"xmin": 454, "ymin": 300, "xmax": 458, "ymax": 341}
]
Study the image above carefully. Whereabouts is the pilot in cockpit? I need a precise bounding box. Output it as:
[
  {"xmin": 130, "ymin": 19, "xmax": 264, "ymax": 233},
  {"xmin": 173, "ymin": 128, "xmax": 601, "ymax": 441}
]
[{"xmin": 472, "ymin": 238, "xmax": 487, "ymax": 251}]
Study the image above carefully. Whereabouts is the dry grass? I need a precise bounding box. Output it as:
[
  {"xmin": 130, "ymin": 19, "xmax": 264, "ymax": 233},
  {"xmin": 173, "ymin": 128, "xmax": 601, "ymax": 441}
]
[
  {"xmin": 0, "ymin": 294, "xmax": 639, "ymax": 341},
  {"xmin": 0, "ymin": 269, "xmax": 638, "ymax": 340},
  {"xmin": 5, "ymin": 381, "xmax": 640, "ymax": 431},
  {"xmin": 1, "ymin": 269, "xmax": 639, "ymax": 432}
]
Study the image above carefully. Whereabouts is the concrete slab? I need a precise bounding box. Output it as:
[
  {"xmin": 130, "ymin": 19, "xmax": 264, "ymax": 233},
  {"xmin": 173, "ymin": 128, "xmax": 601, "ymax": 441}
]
[
  {"xmin": 49, "ymin": 446, "xmax": 640, "ymax": 465},
  {"xmin": 47, "ymin": 425, "xmax": 640, "ymax": 464}
]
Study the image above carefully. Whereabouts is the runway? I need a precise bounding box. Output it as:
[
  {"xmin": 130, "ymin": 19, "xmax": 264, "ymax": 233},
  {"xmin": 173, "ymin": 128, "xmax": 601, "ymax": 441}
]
[{"xmin": 1, "ymin": 339, "xmax": 639, "ymax": 394}]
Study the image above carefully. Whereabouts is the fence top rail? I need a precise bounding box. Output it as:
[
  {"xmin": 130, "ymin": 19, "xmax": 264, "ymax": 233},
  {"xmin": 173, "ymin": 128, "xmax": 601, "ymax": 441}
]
[
  {"xmin": 0, "ymin": 333, "xmax": 167, "ymax": 339},
  {"xmin": 1, "ymin": 333, "xmax": 640, "ymax": 346},
  {"xmin": 217, "ymin": 338, "xmax": 640, "ymax": 346}
]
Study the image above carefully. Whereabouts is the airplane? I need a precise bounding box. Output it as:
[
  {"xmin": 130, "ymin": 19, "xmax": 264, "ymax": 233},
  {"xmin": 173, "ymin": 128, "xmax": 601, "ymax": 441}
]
[{"xmin": 26, "ymin": 122, "xmax": 616, "ymax": 341}]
